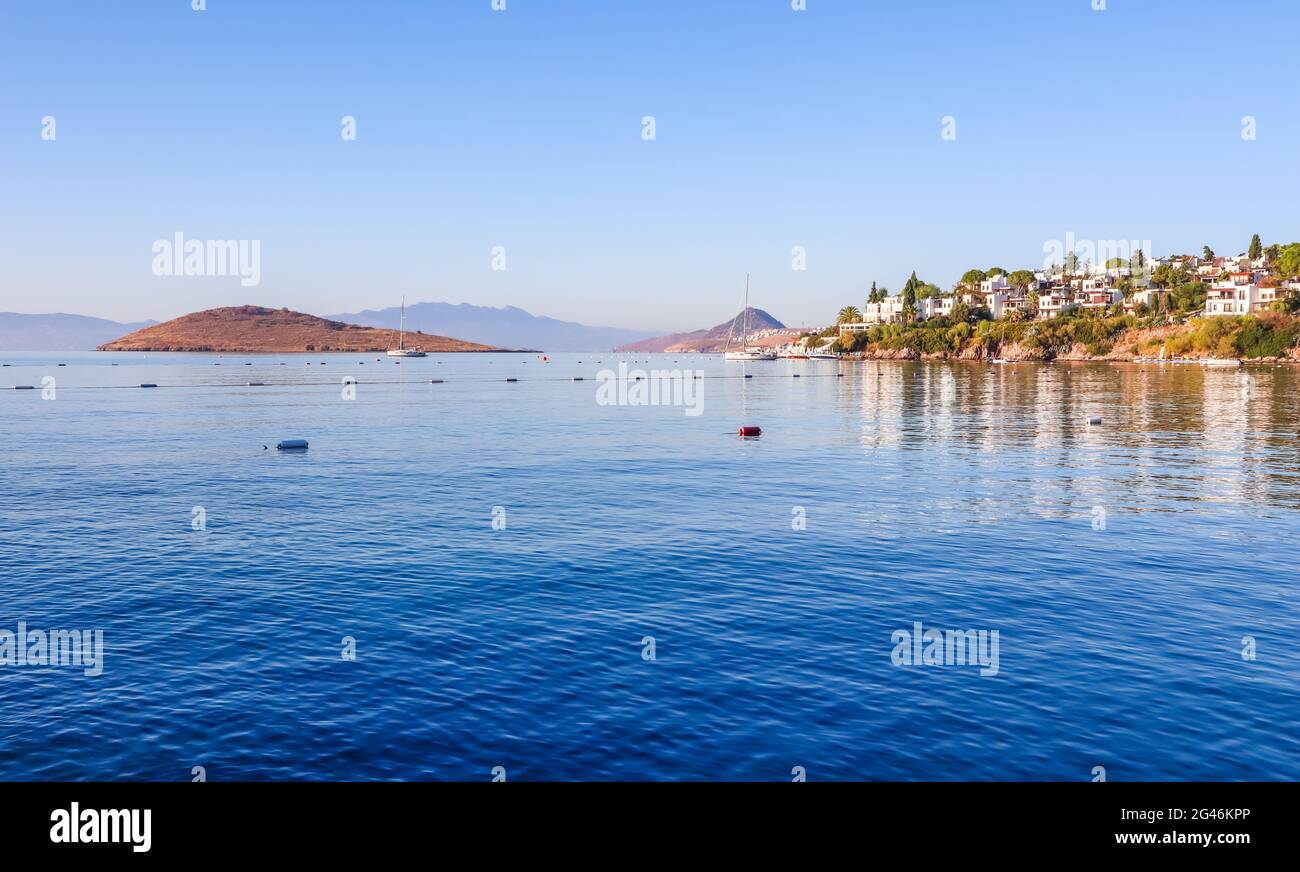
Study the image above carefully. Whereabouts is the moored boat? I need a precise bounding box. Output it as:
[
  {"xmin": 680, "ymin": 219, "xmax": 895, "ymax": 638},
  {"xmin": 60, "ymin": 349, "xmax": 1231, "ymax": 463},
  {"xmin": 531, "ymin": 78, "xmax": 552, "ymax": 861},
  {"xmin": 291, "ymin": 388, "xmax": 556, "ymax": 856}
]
[
  {"xmin": 723, "ymin": 275, "xmax": 777, "ymax": 361},
  {"xmin": 387, "ymin": 296, "xmax": 427, "ymax": 357}
]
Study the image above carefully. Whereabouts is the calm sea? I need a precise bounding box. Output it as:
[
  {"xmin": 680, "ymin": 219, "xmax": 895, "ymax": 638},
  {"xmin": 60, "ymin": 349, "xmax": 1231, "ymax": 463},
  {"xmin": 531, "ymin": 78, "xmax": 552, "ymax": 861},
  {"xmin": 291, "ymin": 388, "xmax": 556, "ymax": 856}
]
[{"xmin": 1, "ymin": 351, "xmax": 1297, "ymax": 781}]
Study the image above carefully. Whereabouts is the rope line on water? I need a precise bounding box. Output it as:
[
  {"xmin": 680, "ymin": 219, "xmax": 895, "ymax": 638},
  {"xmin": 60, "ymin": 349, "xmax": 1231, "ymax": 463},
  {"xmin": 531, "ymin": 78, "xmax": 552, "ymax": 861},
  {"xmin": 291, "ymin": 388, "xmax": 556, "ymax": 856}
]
[{"xmin": 6, "ymin": 371, "xmax": 850, "ymax": 392}]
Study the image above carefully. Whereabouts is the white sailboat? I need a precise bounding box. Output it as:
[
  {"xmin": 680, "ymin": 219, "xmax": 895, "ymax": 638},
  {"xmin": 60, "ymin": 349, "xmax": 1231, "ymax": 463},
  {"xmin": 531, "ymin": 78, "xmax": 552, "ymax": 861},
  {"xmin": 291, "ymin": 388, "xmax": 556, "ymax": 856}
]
[
  {"xmin": 723, "ymin": 274, "xmax": 777, "ymax": 361},
  {"xmin": 387, "ymin": 297, "xmax": 427, "ymax": 357}
]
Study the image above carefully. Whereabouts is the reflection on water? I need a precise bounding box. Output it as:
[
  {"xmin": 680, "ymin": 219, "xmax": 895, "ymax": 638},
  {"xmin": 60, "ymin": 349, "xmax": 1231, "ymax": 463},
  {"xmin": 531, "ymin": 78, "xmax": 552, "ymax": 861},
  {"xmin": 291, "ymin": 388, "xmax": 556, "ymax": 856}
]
[{"xmin": 840, "ymin": 361, "xmax": 1300, "ymax": 515}]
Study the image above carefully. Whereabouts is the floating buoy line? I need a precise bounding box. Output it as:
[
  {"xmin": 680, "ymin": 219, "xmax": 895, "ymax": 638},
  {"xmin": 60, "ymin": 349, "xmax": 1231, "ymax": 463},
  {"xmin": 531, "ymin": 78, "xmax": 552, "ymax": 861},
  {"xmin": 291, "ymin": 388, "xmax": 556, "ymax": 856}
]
[{"xmin": 7, "ymin": 371, "xmax": 854, "ymax": 393}]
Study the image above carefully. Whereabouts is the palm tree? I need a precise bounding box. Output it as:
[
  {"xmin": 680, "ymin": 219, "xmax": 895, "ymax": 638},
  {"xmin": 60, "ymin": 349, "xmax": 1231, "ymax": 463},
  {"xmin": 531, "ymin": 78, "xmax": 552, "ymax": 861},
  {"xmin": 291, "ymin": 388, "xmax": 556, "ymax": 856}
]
[{"xmin": 836, "ymin": 306, "xmax": 862, "ymax": 325}]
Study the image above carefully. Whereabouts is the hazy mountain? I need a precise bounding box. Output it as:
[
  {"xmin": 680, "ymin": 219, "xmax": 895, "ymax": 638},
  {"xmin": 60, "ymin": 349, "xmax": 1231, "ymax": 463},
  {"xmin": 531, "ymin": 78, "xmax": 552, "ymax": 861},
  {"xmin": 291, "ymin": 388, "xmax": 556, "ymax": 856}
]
[
  {"xmin": 326, "ymin": 301, "xmax": 659, "ymax": 352},
  {"xmin": 615, "ymin": 308, "xmax": 787, "ymax": 353},
  {"xmin": 0, "ymin": 312, "xmax": 157, "ymax": 351}
]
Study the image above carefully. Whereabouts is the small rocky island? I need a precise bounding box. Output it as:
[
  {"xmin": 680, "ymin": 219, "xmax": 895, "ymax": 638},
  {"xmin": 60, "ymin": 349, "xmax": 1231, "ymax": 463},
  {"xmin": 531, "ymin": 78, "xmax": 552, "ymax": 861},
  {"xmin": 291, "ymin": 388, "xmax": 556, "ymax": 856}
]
[{"xmin": 97, "ymin": 305, "xmax": 503, "ymax": 353}]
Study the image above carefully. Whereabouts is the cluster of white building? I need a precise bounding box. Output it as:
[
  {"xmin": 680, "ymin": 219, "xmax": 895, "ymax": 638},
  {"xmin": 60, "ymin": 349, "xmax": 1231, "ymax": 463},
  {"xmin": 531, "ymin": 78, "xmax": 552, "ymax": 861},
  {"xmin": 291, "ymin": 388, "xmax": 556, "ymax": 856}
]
[
  {"xmin": 842, "ymin": 253, "xmax": 1298, "ymax": 331},
  {"xmin": 1165, "ymin": 252, "xmax": 1298, "ymax": 316}
]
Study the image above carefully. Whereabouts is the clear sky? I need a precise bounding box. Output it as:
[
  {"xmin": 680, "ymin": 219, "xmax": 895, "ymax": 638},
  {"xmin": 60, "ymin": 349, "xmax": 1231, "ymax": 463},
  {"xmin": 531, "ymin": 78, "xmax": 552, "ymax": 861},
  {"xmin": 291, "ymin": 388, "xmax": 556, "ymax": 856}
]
[{"xmin": 2, "ymin": 0, "xmax": 1296, "ymax": 331}]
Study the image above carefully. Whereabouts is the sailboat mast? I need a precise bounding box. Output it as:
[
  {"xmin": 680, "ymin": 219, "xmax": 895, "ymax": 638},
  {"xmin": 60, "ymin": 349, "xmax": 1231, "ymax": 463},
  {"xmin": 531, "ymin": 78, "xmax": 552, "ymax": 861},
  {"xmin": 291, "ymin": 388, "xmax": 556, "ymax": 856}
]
[
  {"xmin": 743, "ymin": 273, "xmax": 750, "ymax": 347},
  {"xmin": 400, "ymin": 296, "xmax": 406, "ymax": 351}
]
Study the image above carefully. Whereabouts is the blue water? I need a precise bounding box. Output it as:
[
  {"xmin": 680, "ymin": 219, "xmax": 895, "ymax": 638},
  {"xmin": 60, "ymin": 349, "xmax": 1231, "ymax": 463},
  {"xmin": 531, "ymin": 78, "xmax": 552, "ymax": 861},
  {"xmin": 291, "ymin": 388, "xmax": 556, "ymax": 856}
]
[{"xmin": 1, "ymin": 351, "xmax": 1297, "ymax": 781}]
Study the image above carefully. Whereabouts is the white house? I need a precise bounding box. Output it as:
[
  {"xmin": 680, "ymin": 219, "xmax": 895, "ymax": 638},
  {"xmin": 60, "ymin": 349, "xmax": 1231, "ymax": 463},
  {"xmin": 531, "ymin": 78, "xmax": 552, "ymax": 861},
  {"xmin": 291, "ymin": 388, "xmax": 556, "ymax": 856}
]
[
  {"xmin": 978, "ymin": 275, "xmax": 1010, "ymax": 295},
  {"xmin": 1079, "ymin": 288, "xmax": 1123, "ymax": 311},
  {"xmin": 856, "ymin": 296, "xmax": 906, "ymax": 325},
  {"xmin": 1038, "ymin": 291, "xmax": 1077, "ymax": 318},
  {"xmin": 977, "ymin": 292, "xmax": 1012, "ymax": 319},
  {"xmin": 1101, "ymin": 264, "xmax": 1134, "ymax": 281},
  {"xmin": 1256, "ymin": 285, "xmax": 1284, "ymax": 309},
  {"xmin": 1125, "ymin": 288, "xmax": 1168, "ymax": 313},
  {"xmin": 850, "ymin": 294, "xmax": 943, "ymax": 327},
  {"xmin": 1204, "ymin": 283, "xmax": 1261, "ymax": 316}
]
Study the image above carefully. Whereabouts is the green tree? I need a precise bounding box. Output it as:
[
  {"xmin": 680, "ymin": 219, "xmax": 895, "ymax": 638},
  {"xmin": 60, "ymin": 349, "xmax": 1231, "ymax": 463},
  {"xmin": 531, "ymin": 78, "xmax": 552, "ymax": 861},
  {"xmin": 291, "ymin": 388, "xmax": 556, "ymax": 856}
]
[
  {"xmin": 836, "ymin": 306, "xmax": 862, "ymax": 325},
  {"xmin": 901, "ymin": 271, "xmax": 921, "ymax": 321},
  {"xmin": 1272, "ymin": 243, "xmax": 1300, "ymax": 278},
  {"xmin": 1007, "ymin": 269, "xmax": 1036, "ymax": 292},
  {"xmin": 1168, "ymin": 281, "xmax": 1206, "ymax": 314},
  {"xmin": 1249, "ymin": 234, "xmax": 1263, "ymax": 260},
  {"xmin": 1202, "ymin": 245, "xmax": 1215, "ymax": 262},
  {"xmin": 957, "ymin": 269, "xmax": 986, "ymax": 302},
  {"xmin": 1022, "ymin": 290, "xmax": 1040, "ymax": 319},
  {"xmin": 1152, "ymin": 264, "xmax": 1189, "ymax": 288}
]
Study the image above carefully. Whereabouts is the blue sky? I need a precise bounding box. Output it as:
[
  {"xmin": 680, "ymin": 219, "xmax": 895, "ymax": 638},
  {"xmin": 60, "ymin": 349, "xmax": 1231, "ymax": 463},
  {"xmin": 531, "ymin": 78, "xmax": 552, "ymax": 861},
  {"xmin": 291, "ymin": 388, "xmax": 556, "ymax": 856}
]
[{"xmin": 1, "ymin": 0, "xmax": 1296, "ymax": 331}]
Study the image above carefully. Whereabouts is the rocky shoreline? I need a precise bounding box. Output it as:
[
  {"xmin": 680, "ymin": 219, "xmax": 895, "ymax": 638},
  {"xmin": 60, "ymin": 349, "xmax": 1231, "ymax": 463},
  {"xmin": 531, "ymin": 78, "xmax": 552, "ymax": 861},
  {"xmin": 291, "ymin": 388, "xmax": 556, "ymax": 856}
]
[
  {"xmin": 852, "ymin": 345, "xmax": 1300, "ymax": 363},
  {"xmin": 849, "ymin": 324, "xmax": 1300, "ymax": 364}
]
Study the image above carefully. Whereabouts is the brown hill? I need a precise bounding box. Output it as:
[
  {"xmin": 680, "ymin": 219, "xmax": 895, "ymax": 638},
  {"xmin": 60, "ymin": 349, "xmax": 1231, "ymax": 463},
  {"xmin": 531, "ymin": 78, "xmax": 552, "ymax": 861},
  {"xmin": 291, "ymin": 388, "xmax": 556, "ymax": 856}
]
[
  {"xmin": 97, "ymin": 306, "xmax": 502, "ymax": 353},
  {"xmin": 616, "ymin": 307, "xmax": 791, "ymax": 353}
]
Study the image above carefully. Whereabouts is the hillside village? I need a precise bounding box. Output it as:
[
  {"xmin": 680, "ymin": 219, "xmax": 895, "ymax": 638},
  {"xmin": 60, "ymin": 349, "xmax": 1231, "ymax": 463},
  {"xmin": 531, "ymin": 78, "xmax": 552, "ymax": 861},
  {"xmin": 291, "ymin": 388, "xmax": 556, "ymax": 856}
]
[{"xmin": 808, "ymin": 237, "xmax": 1300, "ymax": 361}]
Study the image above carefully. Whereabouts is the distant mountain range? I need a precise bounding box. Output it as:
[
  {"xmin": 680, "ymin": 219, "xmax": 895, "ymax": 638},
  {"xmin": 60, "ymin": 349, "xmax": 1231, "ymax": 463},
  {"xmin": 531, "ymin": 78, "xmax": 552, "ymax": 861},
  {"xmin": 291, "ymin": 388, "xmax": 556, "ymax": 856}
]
[
  {"xmin": 2, "ymin": 302, "xmax": 663, "ymax": 353},
  {"xmin": 326, "ymin": 302, "xmax": 659, "ymax": 352},
  {"xmin": 0, "ymin": 312, "xmax": 157, "ymax": 351},
  {"xmin": 615, "ymin": 308, "xmax": 790, "ymax": 353},
  {"xmin": 97, "ymin": 306, "xmax": 501, "ymax": 353}
]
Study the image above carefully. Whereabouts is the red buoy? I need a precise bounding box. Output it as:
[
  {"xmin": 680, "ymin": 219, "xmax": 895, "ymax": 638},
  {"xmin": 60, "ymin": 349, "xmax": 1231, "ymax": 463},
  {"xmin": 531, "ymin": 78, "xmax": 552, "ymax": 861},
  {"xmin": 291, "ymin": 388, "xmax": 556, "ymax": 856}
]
[{"xmin": 739, "ymin": 426, "xmax": 762, "ymax": 437}]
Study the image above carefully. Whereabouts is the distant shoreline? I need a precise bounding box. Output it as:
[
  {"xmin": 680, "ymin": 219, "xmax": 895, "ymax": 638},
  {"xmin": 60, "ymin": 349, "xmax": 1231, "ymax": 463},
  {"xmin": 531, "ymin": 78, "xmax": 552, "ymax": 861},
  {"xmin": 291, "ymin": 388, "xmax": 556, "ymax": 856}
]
[{"xmin": 92, "ymin": 347, "xmax": 539, "ymax": 354}]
